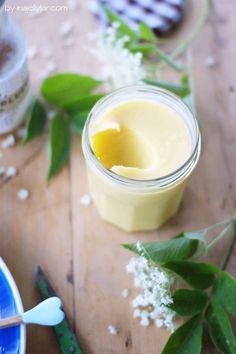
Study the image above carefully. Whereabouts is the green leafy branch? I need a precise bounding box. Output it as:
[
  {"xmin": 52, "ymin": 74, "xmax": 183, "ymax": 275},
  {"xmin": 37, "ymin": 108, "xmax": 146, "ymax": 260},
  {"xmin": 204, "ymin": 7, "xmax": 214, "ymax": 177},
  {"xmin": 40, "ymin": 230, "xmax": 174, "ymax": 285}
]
[
  {"xmin": 24, "ymin": 74, "xmax": 105, "ymax": 181},
  {"xmin": 123, "ymin": 217, "xmax": 236, "ymax": 354},
  {"xmin": 23, "ymin": 5, "xmax": 208, "ymax": 180}
]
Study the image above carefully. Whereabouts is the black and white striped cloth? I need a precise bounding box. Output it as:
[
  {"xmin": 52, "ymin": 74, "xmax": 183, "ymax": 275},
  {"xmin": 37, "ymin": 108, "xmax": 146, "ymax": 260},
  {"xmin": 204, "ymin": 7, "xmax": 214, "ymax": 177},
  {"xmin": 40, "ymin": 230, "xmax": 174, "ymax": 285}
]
[{"xmin": 89, "ymin": 0, "xmax": 186, "ymax": 35}]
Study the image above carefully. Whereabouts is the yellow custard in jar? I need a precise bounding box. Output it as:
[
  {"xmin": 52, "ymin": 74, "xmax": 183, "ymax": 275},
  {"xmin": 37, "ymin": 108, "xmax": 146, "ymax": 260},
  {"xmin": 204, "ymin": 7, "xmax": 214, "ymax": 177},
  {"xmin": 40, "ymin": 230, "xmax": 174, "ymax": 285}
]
[{"xmin": 82, "ymin": 85, "xmax": 201, "ymax": 231}]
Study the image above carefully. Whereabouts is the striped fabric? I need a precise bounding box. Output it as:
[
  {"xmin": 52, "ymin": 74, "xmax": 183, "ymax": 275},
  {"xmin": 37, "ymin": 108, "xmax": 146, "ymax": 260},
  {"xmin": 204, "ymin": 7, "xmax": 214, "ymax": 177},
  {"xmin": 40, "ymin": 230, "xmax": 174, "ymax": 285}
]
[{"xmin": 89, "ymin": 0, "xmax": 185, "ymax": 35}]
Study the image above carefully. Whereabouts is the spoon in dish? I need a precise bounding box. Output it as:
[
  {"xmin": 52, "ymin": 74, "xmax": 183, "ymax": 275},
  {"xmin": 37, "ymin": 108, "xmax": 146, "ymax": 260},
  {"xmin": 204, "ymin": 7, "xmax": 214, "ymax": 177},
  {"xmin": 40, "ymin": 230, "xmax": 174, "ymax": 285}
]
[{"xmin": 0, "ymin": 297, "xmax": 64, "ymax": 329}]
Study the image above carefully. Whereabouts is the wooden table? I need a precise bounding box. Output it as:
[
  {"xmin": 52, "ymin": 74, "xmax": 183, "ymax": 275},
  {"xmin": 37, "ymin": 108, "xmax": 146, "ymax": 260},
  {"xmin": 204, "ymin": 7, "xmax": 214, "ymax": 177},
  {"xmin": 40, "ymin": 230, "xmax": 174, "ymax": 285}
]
[{"xmin": 1, "ymin": 0, "xmax": 236, "ymax": 353}]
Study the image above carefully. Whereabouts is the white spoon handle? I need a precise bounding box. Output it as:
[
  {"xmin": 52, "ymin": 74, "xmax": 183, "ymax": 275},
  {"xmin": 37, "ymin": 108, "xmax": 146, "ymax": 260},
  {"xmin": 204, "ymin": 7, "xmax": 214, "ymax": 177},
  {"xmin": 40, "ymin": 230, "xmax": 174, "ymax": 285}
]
[{"xmin": 0, "ymin": 297, "xmax": 64, "ymax": 329}]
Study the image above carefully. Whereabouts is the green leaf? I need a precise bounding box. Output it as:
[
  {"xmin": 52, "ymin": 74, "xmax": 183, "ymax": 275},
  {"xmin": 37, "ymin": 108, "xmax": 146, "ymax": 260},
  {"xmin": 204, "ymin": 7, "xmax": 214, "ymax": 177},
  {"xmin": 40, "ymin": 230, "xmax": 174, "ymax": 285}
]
[
  {"xmin": 48, "ymin": 114, "xmax": 70, "ymax": 181},
  {"xmin": 169, "ymin": 289, "xmax": 208, "ymax": 316},
  {"xmin": 184, "ymin": 230, "xmax": 207, "ymax": 255},
  {"xmin": 180, "ymin": 73, "xmax": 196, "ymax": 114},
  {"xmin": 161, "ymin": 315, "xmax": 202, "ymax": 354},
  {"xmin": 181, "ymin": 74, "xmax": 189, "ymax": 86},
  {"xmin": 128, "ymin": 45, "xmax": 152, "ymax": 58},
  {"xmin": 205, "ymin": 300, "xmax": 236, "ymax": 354},
  {"xmin": 64, "ymin": 94, "xmax": 104, "ymax": 114},
  {"xmin": 143, "ymin": 79, "xmax": 190, "ymax": 98},
  {"xmin": 213, "ymin": 271, "xmax": 236, "ymax": 315},
  {"xmin": 123, "ymin": 235, "xmax": 198, "ymax": 264},
  {"xmin": 164, "ymin": 261, "xmax": 219, "ymax": 289},
  {"xmin": 104, "ymin": 7, "xmax": 138, "ymax": 41},
  {"xmin": 139, "ymin": 22, "xmax": 156, "ymax": 42},
  {"xmin": 70, "ymin": 110, "xmax": 89, "ymax": 135},
  {"xmin": 41, "ymin": 73, "xmax": 102, "ymax": 107},
  {"xmin": 151, "ymin": 47, "xmax": 183, "ymax": 72},
  {"xmin": 184, "ymin": 230, "xmax": 206, "ymax": 243},
  {"xmin": 24, "ymin": 100, "xmax": 47, "ymax": 143}
]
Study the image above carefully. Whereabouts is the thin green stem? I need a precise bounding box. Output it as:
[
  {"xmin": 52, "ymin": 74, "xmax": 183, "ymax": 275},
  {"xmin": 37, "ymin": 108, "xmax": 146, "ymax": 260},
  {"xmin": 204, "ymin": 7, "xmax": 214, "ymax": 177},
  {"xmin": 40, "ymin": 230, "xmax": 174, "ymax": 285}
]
[
  {"xmin": 207, "ymin": 222, "xmax": 234, "ymax": 251},
  {"xmin": 220, "ymin": 223, "xmax": 236, "ymax": 271},
  {"xmin": 157, "ymin": 0, "xmax": 210, "ymax": 70},
  {"xmin": 197, "ymin": 217, "xmax": 232, "ymax": 236}
]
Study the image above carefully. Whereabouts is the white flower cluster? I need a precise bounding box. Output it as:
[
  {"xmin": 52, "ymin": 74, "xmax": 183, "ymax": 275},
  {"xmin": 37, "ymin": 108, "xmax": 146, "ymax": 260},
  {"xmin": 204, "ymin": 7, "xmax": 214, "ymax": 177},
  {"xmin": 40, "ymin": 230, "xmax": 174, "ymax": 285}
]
[
  {"xmin": 91, "ymin": 23, "xmax": 146, "ymax": 90},
  {"xmin": 126, "ymin": 252, "xmax": 176, "ymax": 332}
]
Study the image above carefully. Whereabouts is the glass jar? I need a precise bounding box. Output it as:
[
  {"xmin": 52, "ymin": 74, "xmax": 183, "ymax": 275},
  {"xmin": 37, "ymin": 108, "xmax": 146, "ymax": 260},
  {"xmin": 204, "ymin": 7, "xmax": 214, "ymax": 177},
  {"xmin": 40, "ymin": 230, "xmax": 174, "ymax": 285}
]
[
  {"xmin": 82, "ymin": 85, "xmax": 201, "ymax": 232},
  {"xmin": 0, "ymin": 0, "xmax": 32, "ymax": 134}
]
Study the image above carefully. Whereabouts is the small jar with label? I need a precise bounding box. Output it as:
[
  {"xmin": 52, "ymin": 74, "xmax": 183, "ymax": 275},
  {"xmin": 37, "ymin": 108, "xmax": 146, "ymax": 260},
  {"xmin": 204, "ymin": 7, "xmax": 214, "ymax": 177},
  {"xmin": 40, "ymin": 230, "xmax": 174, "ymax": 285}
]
[{"xmin": 0, "ymin": 0, "xmax": 32, "ymax": 134}]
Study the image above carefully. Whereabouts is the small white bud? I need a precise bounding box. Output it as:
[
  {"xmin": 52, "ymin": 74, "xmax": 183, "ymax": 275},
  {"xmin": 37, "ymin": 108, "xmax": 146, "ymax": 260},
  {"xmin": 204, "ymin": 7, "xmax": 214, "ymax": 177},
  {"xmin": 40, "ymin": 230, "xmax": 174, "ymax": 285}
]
[
  {"xmin": 80, "ymin": 194, "xmax": 92, "ymax": 206},
  {"xmin": 6, "ymin": 166, "xmax": 17, "ymax": 178},
  {"xmin": 2, "ymin": 135, "xmax": 15, "ymax": 148},
  {"xmin": 28, "ymin": 47, "xmax": 37, "ymax": 59},
  {"xmin": 121, "ymin": 288, "xmax": 129, "ymax": 298},
  {"xmin": 17, "ymin": 189, "xmax": 30, "ymax": 201},
  {"xmin": 59, "ymin": 22, "xmax": 74, "ymax": 37},
  {"xmin": 107, "ymin": 325, "xmax": 118, "ymax": 335},
  {"xmin": 140, "ymin": 317, "xmax": 150, "ymax": 327},
  {"xmin": 205, "ymin": 56, "xmax": 217, "ymax": 67}
]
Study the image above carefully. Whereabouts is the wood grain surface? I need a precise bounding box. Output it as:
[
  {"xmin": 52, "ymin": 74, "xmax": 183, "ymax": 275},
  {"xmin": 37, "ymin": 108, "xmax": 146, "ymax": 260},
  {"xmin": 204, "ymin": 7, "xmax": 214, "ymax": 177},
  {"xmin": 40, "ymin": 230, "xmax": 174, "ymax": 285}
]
[{"xmin": 1, "ymin": 1, "xmax": 236, "ymax": 353}]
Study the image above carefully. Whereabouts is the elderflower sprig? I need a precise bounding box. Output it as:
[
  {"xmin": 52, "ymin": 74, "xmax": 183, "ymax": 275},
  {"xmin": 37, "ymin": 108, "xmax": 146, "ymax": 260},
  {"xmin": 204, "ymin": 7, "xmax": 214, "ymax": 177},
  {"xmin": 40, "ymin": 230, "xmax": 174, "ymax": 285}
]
[
  {"xmin": 123, "ymin": 216, "xmax": 236, "ymax": 354},
  {"xmin": 126, "ymin": 255, "xmax": 176, "ymax": 332},
  {"xmin": 90, "ymin": 23, "xmax": 146, "ymax": 90}
]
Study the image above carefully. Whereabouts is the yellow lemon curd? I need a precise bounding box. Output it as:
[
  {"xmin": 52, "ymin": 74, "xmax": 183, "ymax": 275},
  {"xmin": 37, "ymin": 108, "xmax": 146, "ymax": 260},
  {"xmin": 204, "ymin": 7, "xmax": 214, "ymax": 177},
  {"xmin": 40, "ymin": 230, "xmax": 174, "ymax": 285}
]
[
  {"xmin": 83, "ymin": 87, "xmax": 200, "ymax": 232},
  {"xmin": 91, "ymin": 100, "xmax": 191, "ymax": 180}
]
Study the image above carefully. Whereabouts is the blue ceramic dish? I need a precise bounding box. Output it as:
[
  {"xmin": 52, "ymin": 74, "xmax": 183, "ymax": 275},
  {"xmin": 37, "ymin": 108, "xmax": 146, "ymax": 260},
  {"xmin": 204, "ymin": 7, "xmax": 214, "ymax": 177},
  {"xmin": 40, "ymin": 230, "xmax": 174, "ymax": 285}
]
[{"xmin": 0, "ymin": 258, "xmax": 26, "ymax": 354}]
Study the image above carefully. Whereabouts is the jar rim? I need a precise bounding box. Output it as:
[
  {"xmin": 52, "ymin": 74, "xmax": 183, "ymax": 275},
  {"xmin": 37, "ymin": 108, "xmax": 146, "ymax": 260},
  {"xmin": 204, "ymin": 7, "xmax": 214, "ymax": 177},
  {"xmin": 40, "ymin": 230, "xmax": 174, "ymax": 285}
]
[{"xmin": 82, "ymin": 84, "xmax": 201, "ymax": 190}]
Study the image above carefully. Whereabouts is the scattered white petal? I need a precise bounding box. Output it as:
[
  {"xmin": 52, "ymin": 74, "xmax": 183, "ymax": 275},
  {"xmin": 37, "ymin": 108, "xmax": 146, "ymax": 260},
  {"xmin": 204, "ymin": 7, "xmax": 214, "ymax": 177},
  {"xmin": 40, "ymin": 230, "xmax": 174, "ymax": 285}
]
[
  {"xmin": 107, "ymin": 325, "xmax": 118, "ymax": 335},
  {"xmin": 205, "ymin": 56, "xmax": 217, "ymax": 67},
  {"xmin": 64, "ymin": 38, "xmax": 75, "ymax": 47},
  {"xmin": 0, "ymin": 166, "xmax": 5, "ymax": 176},
  {"xmin": 121, "ymin": 288, "xmax": 129, "ymax": 298},
  {"xmin": 42, "ymin": 47, "xmax": 53, "ymax": 59},
  {"xmin": 17, "ymin": 127, "xmax": 26, "ymax": 139},
  {"xmin": 28, "ymin": 47, "xmax": 37, "ymax": 59},
  {"xmin": 46, "ymin": 61, "xmax": 57, "ymax": 74},
  {"xmin": 6, "ymin": 166, "xmax": 17, "ymax": 178},
  {"xmin": 59, "ymin": 22, "xmax": 74, "ymax": 37},
  {"xmin": 140, "ymin": 317, "xmax": 150, "ymax": 327},
  {"xmin": 17, "ymin": 189, "xmax": 30, "ymax": 201},
  {"xmin": 1, "ymin": 135, "xmax": 15, "ymax": 148},
  {"xmin": 80, "ymin": 194, "xmax": 92, "ymax": 206}
]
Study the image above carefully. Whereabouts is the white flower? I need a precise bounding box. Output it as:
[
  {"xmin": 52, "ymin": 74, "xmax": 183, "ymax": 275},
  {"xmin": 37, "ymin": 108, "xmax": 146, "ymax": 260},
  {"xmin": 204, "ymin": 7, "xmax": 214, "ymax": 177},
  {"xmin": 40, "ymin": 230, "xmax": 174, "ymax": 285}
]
[
  {"xmin": 155, "ymin": 318, "xmax": 164, "ymax": 328},
  {"xmin": 126, "ymin": 255, "xmax": 176, "ymax": 332},
  {"xmin": 140, "ymin": 317, "xmax": 150, "ymax": 327},
  {"xmin": 121, "ymin": 288, "xmax": 129, "ymax": 298},
  {"xmin": 133, "ymin": 309, "xmax": 141, "ymax": 318},
  {"xmin": 80, "ymin": 194, "xmax": 92, "ymax": 206},
  {"xmin": 6, "ymin": 166, "xmax": 17, "ymax": 177},
  {"xmin": 1, "ymin": 135, "xmax": 15, "ymax": 148},
  {"xmin": 17, "ymin": 188, "xmax": 30, "ymax": 201},
  {"xmin": 107, "ymin": 325, "xmax": 118, "ymax": 335},
  {"xmin": 90, "ymin": 23, "xmax": 146, "ymax": 90}
]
